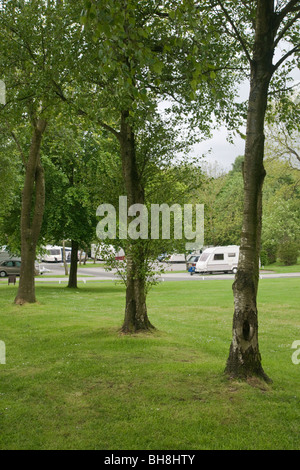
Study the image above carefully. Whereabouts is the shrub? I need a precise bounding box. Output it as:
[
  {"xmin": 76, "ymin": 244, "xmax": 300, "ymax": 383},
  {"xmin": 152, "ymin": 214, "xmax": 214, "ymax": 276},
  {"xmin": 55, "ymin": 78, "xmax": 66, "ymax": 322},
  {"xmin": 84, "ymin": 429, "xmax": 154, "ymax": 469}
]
[
  {"xmin": 277, "ymin": 240, "xmax": 299, "ymax": 266},
  {"xmin": 261, "ymin": 240, "xmax": 278, "ymax": 265}
]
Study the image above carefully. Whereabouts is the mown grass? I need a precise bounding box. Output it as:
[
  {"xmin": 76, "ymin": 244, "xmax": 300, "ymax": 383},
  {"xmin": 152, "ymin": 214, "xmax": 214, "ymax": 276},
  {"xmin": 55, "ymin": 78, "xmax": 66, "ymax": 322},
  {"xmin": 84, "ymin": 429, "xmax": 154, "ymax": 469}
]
[
  {"xmin": 262, "ymin": 258, "xmax": 300, "ymax": 273},
  {"xmin": 0, "ymin": 278, "xmax": 299, "ymax": 450}
]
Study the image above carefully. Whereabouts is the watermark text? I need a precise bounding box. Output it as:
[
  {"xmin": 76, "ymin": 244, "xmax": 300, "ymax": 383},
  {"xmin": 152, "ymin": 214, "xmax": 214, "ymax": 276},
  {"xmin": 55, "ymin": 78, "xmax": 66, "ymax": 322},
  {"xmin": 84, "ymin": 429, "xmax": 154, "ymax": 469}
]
[
  {"xmin": 96, "ymin": 196, "xmax": 204, "ymax": 251},
  {"xmin": 0, "ymin": 80, "xmax": 5, "ymax": 105},
  {"xmin": 0, "ymin": 341, "xmax": 6, "ymax": 364},
  {"xmin": 291, "ymin": 340, "xmax": 300, "ymax": 365}
]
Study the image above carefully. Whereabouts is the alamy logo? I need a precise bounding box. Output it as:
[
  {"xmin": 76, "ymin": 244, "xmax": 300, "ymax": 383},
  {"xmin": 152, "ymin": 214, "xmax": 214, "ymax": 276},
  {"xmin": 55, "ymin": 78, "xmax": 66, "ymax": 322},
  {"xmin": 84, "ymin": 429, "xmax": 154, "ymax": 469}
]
[
  {"xmin": 0, "ymin": 80, "xmax": 5, "ymax": 105},
  {"xmin": 96, "ymin": 196, "xmax": 204, "ymax": 251},
  {"xmin": 291, "ymin": 340, "xmax": 300, "ymax": 365},
  {"xmin": 0, "ymin": 341, "xmax": 6, "ymax": 364}
]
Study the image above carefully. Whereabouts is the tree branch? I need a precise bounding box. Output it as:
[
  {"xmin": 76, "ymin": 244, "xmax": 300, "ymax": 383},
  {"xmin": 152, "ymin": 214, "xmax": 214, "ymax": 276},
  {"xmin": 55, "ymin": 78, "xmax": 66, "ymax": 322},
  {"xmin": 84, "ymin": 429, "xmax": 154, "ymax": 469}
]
[
  {"xmin": 282, "ymin": 128, "xmax": 300, "ymax": 164},
  {"xmin": 1, "ymin": 22, "xmax": 38, "ymax": 64},
  {"xmin": 273, "ymin": 43, "xmax": 300, "ymax": 72},
  {"xmin": 274, "ymin": 11, "xmax": 300, "ymax": 47},
  {"xmin": 268, "ymin": 81, "xmax": 299, "ymax": 96},
  {"xmin": 2, "ymin": 120, "xmax": 27, "ymax": 166},
  {"xmin": 214, "ymin": 0, "xmax": 252, "ymax": 64},
  {"xmin": 275, "ymin": 0, "xmax": 300, "ymax": 25},
  {"xmin": 52, "ymin": 80, "xmax": 121, "ymax": 140},
  {"xmin": 10, "ymin": 130, "xmax": 27, "ymax": 167}
]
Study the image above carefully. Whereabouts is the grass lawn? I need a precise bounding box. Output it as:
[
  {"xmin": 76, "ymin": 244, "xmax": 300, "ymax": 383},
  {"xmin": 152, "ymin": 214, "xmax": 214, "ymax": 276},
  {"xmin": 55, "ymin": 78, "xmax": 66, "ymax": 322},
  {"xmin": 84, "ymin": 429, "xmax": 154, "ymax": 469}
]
[
  {"xmin": 262, "ymin": 258, "xmax": 300, "ymax": 274},
  {"xmin": 0, "ymin": 278, "xmax": 299, "ymax": 450},
  {"xmin": 36, "ymin": 274, "xmax": 93, "ymax": 278},
  {"xmin": 78, "ymin": 262, "xmax": 106, "ymax": 268}
]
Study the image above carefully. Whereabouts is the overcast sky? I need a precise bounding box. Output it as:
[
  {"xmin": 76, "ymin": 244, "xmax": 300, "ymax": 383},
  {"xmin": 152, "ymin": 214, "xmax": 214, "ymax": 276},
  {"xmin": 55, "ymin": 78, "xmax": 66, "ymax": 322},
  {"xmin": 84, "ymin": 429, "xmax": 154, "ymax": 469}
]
[
  {"xmin": 190, "ymin": 80, "xmax": 249, "ymax": 172},
  {"xmin": 191, "ymin": 126, "xmax": 246, "ymax": 172},
  {"xmin": 195, "ymin": 43, "xmax": 300, "ymax": 173}
]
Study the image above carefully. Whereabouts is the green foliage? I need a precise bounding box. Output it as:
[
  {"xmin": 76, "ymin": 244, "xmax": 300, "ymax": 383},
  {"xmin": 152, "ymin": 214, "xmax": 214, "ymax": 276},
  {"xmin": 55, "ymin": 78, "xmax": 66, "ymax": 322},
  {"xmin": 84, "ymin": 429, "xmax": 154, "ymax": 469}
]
[
  {"xmin": 0, "ymin": 0, "xmax": 85, "ymax": 254},
  {"xmin": 79, "ymin": 0, "xmax": 242, "ymax": 142},
  {"xmin": 230, "ymin": 155, "xmax": 244, "ymax": 174},
  {"xmin": 0, "ymin": 0, "xmax": 79, "ymax": 123},
  {"xmin": 262, "ymin": 158, "xmax": 300, "ymax": 261},
  {"xmin": 260, "ymin": 239, "xmax": 278, "ymax": 266},
  {"xmin": 193, "ymin": 160, "xmax": 244, "ymax": 246},
  {"xmin": 277, "ymin": 240, "xmax": 299, "ymax": 266},
  {"xmin": 190, "ymin": 153, "xmax": 299, "ymax": 256},
  {"xmin": 41, "ymin": 116, "xmax": 123, "ymax": 248},
  {"xmin": 0, "ymin": 134, "xmax": 23, "ymax": 248}
]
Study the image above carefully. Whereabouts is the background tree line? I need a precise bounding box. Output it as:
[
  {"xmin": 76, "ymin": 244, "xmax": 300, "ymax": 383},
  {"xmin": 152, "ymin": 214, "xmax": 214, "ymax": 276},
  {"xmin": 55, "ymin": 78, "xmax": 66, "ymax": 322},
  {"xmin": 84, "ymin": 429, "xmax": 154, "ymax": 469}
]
[
  {"xmin": 195, "ymin": 148, "xmax": 299, "ymax": 267},
  {"xmin": 2, "ymin": 130, "xmax": 299, "ymax": 271}
]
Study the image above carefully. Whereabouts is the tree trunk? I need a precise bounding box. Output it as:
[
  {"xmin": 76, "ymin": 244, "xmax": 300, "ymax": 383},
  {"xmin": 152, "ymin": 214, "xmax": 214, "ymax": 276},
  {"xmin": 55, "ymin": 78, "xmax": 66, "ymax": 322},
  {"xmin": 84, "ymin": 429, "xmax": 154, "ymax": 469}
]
[
  {"xmin": 15, "ymin": 119, "xmax": 47, "ymax": 305},
  {"xmin": 225, "ymin": 1, "xmax": 275, "ymax": 383},
  {"xmin": 68, "ymin": 240, "xmax": 78, "ymax": 288},
  {"xmin": 122, "ymin": 245, "xmax": 154, "ymax": 333},
  {"xmin": 62, "ymin": 240, "xmax": 69, "ymax": 276},
  {"xmin": 119, "ymin": 110, "xmax": 154, "ymax": 333}
]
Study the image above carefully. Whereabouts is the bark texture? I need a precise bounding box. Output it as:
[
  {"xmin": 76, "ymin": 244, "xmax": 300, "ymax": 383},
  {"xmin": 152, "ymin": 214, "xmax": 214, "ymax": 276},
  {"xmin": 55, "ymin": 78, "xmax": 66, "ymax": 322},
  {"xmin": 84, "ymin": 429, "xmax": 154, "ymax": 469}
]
[
  {"xmin": 225, "ymin": 0, "xmax": 276, "ymax": 382},
  {"xmin": 67, "ymin": 240, "xmax": 79, "ymax": 289},
  {"xmin": 15, "ymin": 119, "xmax": 47, "ymax": 305},
  {"xmin": 62, "ymin": 240, "xmax": 69, "ymax": 276},
  {"xmin": 119, "ymin": 111, "xmax": 154, "ymax": 333}
]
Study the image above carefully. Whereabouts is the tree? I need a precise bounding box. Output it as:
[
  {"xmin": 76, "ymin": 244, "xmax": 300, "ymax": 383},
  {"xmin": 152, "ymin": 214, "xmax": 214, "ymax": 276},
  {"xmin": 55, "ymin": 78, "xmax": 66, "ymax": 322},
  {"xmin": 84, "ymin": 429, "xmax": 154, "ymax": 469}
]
[
  {"xmin": 261, "ymin": 156, "xmax": 300, "ymax": 264},
  {"xmin": 41, "ymin": 116, "xmax": 123, "ymax": 288},
  {"xmin": 78, "ymin": 0, "xmax": 239, "ymax": 333},
  {"xmin": 211, "ymin": 1, "xmax": 300, "ymax": 381},
  {"xmin": 0, "ymin": 0, "xmax": 49, "ymax": 303},
  {"xmin": 265, "ymin": 114, "xmax": 300, "ymax": 171},
  {"xmin": 193, "ymin": 160, "xmax": 244, "ymax": 247},
  {"xmin": 16, "ymin": 118, "xmax": 47, "ymax": 303},
  {"xmin": 0, "ymin": 130, "xmax": 23, "ymax": 249},
  {"xmin": 0, "ymin": 0, "xmax": 82, "ymax": 303}
]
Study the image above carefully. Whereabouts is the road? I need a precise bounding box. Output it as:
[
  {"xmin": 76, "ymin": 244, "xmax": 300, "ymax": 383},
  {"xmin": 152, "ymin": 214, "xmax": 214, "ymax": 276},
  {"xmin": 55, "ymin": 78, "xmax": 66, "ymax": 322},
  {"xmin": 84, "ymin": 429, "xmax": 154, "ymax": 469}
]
[{"xmin": 32, "ymin": 262, "xmax": 300, "ymax": 283}]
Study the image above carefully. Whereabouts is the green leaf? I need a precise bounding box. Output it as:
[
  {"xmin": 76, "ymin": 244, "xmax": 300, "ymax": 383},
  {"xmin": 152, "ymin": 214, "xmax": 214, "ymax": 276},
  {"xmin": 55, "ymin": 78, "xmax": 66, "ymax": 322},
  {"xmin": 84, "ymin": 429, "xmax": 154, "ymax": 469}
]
[{"xmin": 152, "ymin": 61, "xmax": 163, "ymax": 75}]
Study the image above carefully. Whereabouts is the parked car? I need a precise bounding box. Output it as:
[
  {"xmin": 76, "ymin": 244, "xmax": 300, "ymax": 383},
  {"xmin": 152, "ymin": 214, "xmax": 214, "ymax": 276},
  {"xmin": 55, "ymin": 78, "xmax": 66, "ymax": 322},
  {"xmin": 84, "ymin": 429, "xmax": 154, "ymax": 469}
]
[
  {"xmin": 186, "ymin": 255, "xmax": 202, "ymax": 273},
  {"xmin": 0, "ymin": 258, "xmax": 40, "ymax": 277}
]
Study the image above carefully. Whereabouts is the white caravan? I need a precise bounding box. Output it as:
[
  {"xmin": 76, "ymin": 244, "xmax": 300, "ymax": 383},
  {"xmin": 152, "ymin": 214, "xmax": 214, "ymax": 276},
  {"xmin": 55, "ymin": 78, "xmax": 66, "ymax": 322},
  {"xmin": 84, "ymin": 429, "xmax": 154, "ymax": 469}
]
[
  {"xmin": 168, "ymin": 253, "xmax": 186, "ymax": 263},
  {"xmin": 42, "ymin": 245, "xmax": 63, "ymax": 262},
  {"xmin": 194, "ymin": 245, "xmax": 239, "ymax": 274}
]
